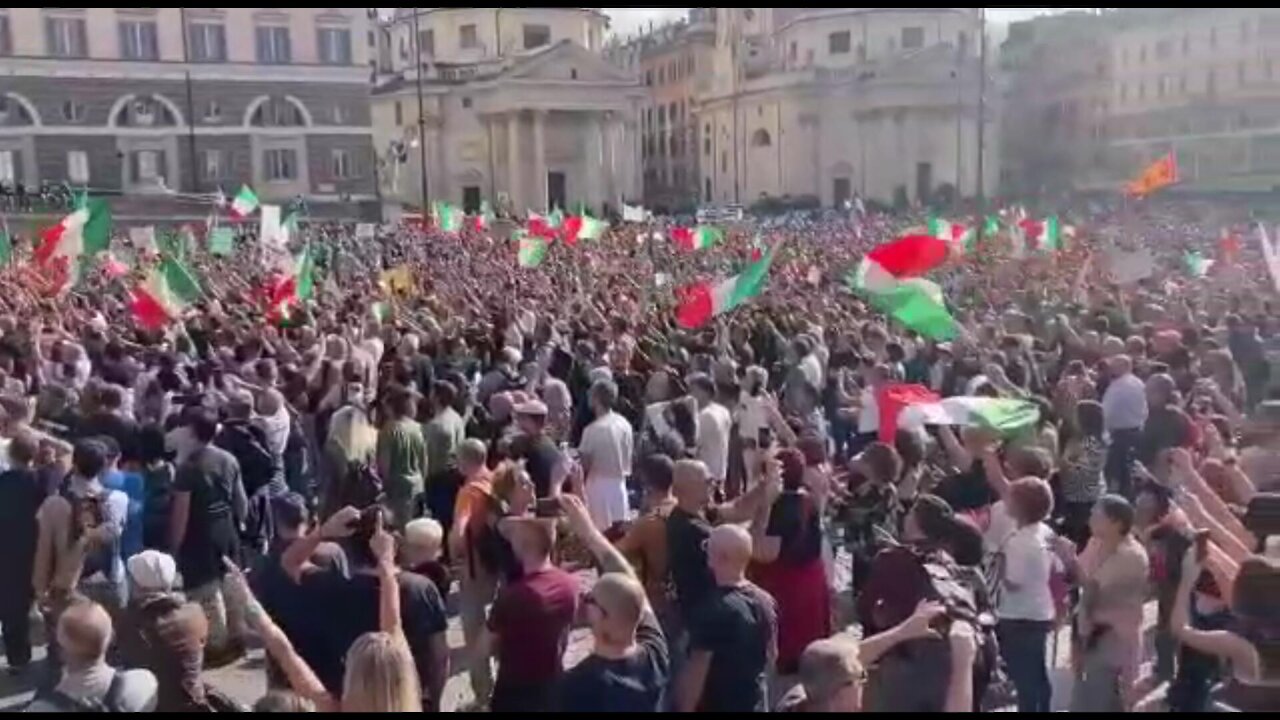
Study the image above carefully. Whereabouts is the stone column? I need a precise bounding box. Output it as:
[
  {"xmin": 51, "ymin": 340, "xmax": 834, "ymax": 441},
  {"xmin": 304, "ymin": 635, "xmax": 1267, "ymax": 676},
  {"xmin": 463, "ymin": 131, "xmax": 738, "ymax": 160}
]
[
  {"xmin": 601, "ymin": 111, "xmax": 617, "ymax": 212},
  {"xmin": 506, "ymin": 112, "xmax": 522, "ymax": 211},
  {"xmin": 532, "ymin": 109, "xmax": 548, "ymax": 210},
  {"xmin": 586, "ymin": 113, "xmax": 605, "ymax": 213}
]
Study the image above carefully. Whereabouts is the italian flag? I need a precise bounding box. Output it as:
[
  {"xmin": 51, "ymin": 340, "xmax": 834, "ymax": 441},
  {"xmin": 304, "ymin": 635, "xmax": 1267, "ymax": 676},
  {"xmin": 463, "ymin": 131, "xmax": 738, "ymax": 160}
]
[
  {"xmin": 36, "ymin": 197, "xmax": 113, "ymax": 291},
  {"xmin": 894, "ymin": 394, "xmax": 1042, "ymax": 439},
  {"xmin": 673, "ymin": 225, "xmax": 724, "ymax": 253},
  {"xmin": 676, "ymin": 243, "xmax": 777, "ymax": 329},
  {"xmin": 928, "ymin": 216, "xmax": 975, "ymax": 256},
  {"xmin": 229, "ymin": 185, "xmax": 260, "ymax": 219},
  {"xmin": 1020, "ymin": 216, "xmax": 1069, "ymax": 252},
  {"xmin": 434, "ymin": 202, "xmax": 465, "ymax": 233},
  {"xmin": 1184, "ymin": 251, "xmax": 1214, "ymax": 278},
  {"xmin": 984, "ymin": 216, "xmax": 1001, "ymax": 237},
  {"xmin": 850, "ymin": 235, "xmax": 957, "ymax": 341},
  {"xmin": 527, "ymin": 211, "xmax": 560, "ymax": 240},
  {"xmin": 517, "ymin": 232, "xmax": 549, "ymax": 269},
  {"xmin": 268, "ymin": 244, "xmax": 316, "ymax": 318},
  {"xmin": 562, "ymin": 215, "xmax": 609, "ymax": 246},
  {"xmin": 129, "ymin": 255, "xmax": 202, "ymax": 330},
  {"xmin": 473, "ymin": 201, "xmax": 495, "ymax": 232}
]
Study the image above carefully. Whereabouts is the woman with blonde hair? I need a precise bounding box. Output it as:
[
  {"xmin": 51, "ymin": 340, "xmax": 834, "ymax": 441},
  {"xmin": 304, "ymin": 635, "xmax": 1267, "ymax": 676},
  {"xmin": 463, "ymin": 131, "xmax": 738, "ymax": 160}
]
[
  {"xmin": 321, "ymin": 404, "xmax": 380, "ymax": 520},
  {"xmin": 225, "ymin": 511, "xmax": 423, "ymax": 713}
]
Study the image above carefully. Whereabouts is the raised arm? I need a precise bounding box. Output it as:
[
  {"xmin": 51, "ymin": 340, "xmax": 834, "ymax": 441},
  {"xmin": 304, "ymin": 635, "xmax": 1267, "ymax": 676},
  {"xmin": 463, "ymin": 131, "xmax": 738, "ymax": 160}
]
[
  {"xmin": 223, "ymin": 560, "xmax": 338, "ymax": 713},
  {"xmin": 1170, "ymin": 551, "xmax": 1258, "ymax": 679},
  {"xmin": 281, "ymin": 507, "xmax": 360, "ymax": 583},
  {"xmin": 370, "ymin": 522, "xmax": 403, "ymax": 642},
  {"xmin": 938, "ymin": 425, "xmax": 974, "ymax": 472}
]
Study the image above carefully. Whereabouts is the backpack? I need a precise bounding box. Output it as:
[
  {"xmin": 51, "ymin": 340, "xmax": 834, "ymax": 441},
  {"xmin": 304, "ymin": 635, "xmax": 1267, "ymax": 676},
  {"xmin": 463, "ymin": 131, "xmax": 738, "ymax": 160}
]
[
  {"xmin": 866, "ymin": 546, "xmax": 1008, "ymax": 713},
  {"xmin": 32, "ymin": 670, "xmax": 127, "ymax": 712},
  {"xmin": 467, "ymin": 490, "xmax": 516, "ymax": 580}
]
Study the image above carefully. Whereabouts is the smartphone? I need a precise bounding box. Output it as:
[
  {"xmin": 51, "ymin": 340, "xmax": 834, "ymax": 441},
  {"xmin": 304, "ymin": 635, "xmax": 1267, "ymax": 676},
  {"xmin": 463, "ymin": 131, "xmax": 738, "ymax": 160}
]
[{"xmin": 535, "ymin": 498, "xmax": 564, "ymax": 520}]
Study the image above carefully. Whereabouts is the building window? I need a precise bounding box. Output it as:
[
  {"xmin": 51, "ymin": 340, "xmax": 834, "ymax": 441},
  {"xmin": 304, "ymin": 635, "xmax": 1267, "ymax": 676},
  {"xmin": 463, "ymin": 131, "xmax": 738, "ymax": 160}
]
[
  {"xmin": 331, "ymin": 149, "xmax": 353, "ymax": 179},
  {"xmin": 189, "ymin": 23, "xmax": 227, "ymax": 62},
  {"xmin": 255, "ymin": 26, "xmax": 292, "ymax": 64},
  {"xmin": 901, "ymin": 27, "xmax": 925, "ymax": 50},
  {"xmin": 196, "ymin": 100, "xmax": 221, "ymax": 125},
  {"xmin": 62, "ymin": 100, "xmax": 86, "ymax": 123},
  {"xmin": 317, "ymin": 28, "xmax": 353, "ymax": 65},
  {"xmin": 264, "ymin": 149, "xmax": 298, "ymax": 182},
  {"xmin": 523, "ymin": 24, "xmax": 551, "ymax": 50},
  {"xmin": 829, "ymin": 31, "xmax": 851, "ymax": 55},
  {"xmin": 394, "ymin": 101, "xmax": 403, "ymax": 126},
  {"xmin": 46, "ymin": 17, "xmax": 88, "ymax": 58},
  {"xmin": 645, "ymin": 70, "xmax": 653, "ymax": 86},
  {"xmin": 721, "ymin": 151, "xmax": 728, "ymax": 173},
  {"xmin": 0, "ymin": 150, "xmax": 14, "ymax": 183},
  {"xmin": 0, "ymin": 15, "xmax": 10, "ymax": 57},
  {"xmin": 658, "ymin": 67, "xmax": 665, "ymax": 84},
  {"xmin": 459, "ymin": 24, "xmax": 478, "ymax": 50},
  {"xmin": 751, "ymin": 129, "xmax": 772, "ymax": 148},
  {"xmin": 119, "ymin": 20, "xmax": 159, "ymax": 61},
  {"xmin": 418, "ymin": 29, "xmax": 434, "ymax": 57},
  {"xmin": 329, "ymin": 104, "xmax": 347, "ymax": 124},
  {"xmin": 133, "ymin": 150, "xmax": 161, "ymax": 183},
  {"xmin": 789, "ymin": 41, "xmax": 798, "ymax": 63},
  {"xmin": 251, "ymin": 98, "xmax": 305, "ymax": 127},
  {"xmin": 461, "ymin": 97, "xmax": 472, "ymax": 109},
  {"xmin": 201, "ymin": 150, "xmax": 222, "ymax": 181},
  {"xmin": 67, "ymin": 150, "xmax": 90, "ymax": 184}
]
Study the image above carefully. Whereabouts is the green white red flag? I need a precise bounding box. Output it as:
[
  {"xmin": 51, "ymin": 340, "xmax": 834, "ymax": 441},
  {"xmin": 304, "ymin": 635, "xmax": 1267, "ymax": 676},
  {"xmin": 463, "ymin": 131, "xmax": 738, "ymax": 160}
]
[
  {"xmin": 129, "ymin": 255, "xmax": 202, "ymax": 330},
  {"xmin": 36, "ymin": 196, "xmax": 113, "ymax": 292},
  {"xmin": 561, "ymin": 215, "xmax": 609, "ymax": 246},
  {"xmin": 676, "ymin": 243, "xmax": 777, "ymax": 329},
  {"xmin": 229, "ymin": 185, "xmax": 260, "ymax": 219},
  {"xmin": 672, "ymin": 225, "xmax": 724, "ymax": 253},
  {"xmin": 849, "ymin": 235, "xmax": 957, "ymax": 341}
]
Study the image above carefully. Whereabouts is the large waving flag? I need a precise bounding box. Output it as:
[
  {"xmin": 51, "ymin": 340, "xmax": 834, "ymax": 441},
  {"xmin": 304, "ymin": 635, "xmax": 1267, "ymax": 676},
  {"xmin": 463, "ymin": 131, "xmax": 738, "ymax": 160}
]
[
  {"xmin": 229, "ymin": 185, "xmax": 260, "ymax": 219},
  {"xmin": 850, "ymin": 235, "xmax": 957, "ymax": 341},
  {"xmin": 1126, "ymin": 153, "xmax": 1180, "ymax": 197},
  {"xmin": 562, "ymin": 215, "xmax": 609, "ymax": 246},
  {"xmin": 37, "ymin": 196, "xmax": 113, "ymax": 291},
  {"xmin": 928, "ymin": 216, "xmax": 975, "ymax": 256},
  {"xmin": 517, "ymin": 232, "xmax": 550, "ymax": 269},
  {"xmin": 672, "ymin": 225, "xmax": 724, "ymax": 253},
  {"xmin": 1019, "ymin": 216, "xmax": 1070, "ymax": 252},
  {"xmin": 433, "ymin": 202, "xmax": 465, "ymax": 234},
  {"xmin": 268, "ymin": 244, "xmax": 316, "ymax": 319},
  {"xmin": 898, "ymin": 396, "xmax": 1042, "ymax": 437},
  {"xmin": 129, "ymin": 255, "xmax": 202, "ymax": 330},
  {"xmin": 676, "ymin": 243, "xmax": 777, "ymax": 329}
]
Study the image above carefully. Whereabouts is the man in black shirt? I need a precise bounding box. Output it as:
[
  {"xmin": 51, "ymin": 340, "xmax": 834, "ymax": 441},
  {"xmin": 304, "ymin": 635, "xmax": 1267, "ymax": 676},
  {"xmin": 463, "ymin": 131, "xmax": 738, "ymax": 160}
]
[
  {"xmin": 76, "ymin": 384, "xmax": 139, "ymax": 464},
  {"xmin": 169, "ymin": 409, "xmax": 247, "ymax": 665},
  {"xmin": 512, "ymin": 400, "xmax": 565, "ymax": 499},
  {"xmin": 677, "ymin": 524, "xmax": 777, "ymax": 713},
  {"xmin": 556, "ymin": 495, "xmax": 670, "ymax": 713},
  {"xmin": 667, "ymin": 460, "xmax": 772, "ymax": 625}
]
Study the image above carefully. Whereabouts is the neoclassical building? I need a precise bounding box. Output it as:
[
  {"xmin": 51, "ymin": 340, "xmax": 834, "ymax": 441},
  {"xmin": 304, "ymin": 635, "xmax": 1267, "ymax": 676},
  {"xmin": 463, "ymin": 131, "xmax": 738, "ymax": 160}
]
[
  {"xmin": 698, "ymin": 8, "xmax": 997, "ymax": 207},
  {"xmin": 0, "ymin": 7, "xmax": 376, "ymax": 217},
  {"xmin": 372, "ymin": 8, "xmax": 647, "ymax": 215}
]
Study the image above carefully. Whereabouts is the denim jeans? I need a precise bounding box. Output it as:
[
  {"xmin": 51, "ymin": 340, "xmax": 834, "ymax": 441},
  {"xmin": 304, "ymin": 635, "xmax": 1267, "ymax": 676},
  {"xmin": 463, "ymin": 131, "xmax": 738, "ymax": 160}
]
[{"xmin": 997, "ymin": 619, "xmax": 1055, "ymax": 714}]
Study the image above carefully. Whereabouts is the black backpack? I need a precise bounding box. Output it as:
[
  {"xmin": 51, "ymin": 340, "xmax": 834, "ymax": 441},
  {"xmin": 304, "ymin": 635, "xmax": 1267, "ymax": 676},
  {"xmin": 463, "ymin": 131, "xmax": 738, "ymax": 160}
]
[{"xmin": 32, "ymin": 671, "xmax": 127, "ymax": 712}]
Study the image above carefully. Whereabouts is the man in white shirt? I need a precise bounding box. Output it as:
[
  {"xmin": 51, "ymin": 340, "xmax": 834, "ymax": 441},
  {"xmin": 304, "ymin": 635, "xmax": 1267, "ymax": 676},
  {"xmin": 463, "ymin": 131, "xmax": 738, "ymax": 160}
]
[
  {"xmin": 689, "ymin": 374, "xmax": 731, "ymax": 485},
  {"xmin": 1101, "ymin": 355, "xmax": 1148, "ymax": 498},
  {"xmin": 578, "ymin": 380, "xmax": 634, "ymax": 530}
]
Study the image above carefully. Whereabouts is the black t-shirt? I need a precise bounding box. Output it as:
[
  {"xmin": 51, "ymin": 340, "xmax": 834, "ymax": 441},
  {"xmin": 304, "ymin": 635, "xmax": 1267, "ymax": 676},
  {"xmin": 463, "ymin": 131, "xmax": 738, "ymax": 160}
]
[
  {"xmin": 557, "ymin": 611, "xmax": 670, "ymax": 713},
  {"xmin": 173, "ymin": 446, "xmax": 242, "ymax": 587},
  {"xmin": 516, "ymin": 435, "xmax": 563, "ymax": 499},
  {"xmin": 687, "ymin": 584, "xmax": 778, "ymax": 713},
  {"xmin": 666, "ymin": 507, "xmax": 715, "ymax": 621},
  {"xmin": 302, "ymin": 566, "xmax": 449, "ymax": 696},
  {"xmin": 933, "ymin": 460, "xmax": 998, "ymax": 512},
  {"xmin": 766, "ymin": 491, "xmax": 823, "ymax": 566}
]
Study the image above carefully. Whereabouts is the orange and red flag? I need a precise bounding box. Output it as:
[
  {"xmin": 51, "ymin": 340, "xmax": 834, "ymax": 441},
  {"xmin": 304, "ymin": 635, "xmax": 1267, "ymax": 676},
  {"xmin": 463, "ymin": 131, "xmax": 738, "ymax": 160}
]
[{"xmin": 1125, "ymin": 152, "xmax": 1180, "ymax": 197}]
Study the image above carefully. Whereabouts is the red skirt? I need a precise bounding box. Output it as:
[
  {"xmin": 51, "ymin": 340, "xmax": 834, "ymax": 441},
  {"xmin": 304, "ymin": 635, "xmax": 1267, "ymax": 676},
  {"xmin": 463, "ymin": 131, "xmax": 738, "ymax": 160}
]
[{"xmin": 750, "ymin": 557, "xmax": 833, "ymax": 674}]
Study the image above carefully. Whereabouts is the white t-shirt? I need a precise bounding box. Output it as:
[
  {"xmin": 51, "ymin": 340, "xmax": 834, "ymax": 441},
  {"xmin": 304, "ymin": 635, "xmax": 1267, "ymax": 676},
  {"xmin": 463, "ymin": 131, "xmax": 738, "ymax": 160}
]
[
  {"xmin": 698, "ymin": 403, "xmax": 733, "ymax": 481},
  {"xmin": 579, "ymin": 412, "xmax": 634, "ymax": 483},
  {"xmin": 857, "ymin": 387, "xmax": 880, "ymax": 435},
  {"xmin": 995, "ymin": 522, "xmax": 1060, "ymax": 623},
  {"xmin": 737, "ymin": 395, "xmax": 771, "ymax": 443}
]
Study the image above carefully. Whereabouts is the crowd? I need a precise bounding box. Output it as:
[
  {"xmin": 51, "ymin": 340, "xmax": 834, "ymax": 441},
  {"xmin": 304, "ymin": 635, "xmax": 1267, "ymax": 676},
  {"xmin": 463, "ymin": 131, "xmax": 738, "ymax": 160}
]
[{"xmin": 0, "ymin": 194, "xmax": 1275, "ymax": 714}]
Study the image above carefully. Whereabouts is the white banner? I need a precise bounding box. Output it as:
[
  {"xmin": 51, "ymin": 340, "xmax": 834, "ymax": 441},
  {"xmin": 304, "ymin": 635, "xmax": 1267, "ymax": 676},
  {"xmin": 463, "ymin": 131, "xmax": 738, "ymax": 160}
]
[
  {"xmin": 1265, "ymin": 225, "xmax": 1280, "ymax": 294},
  {"xmin": 623, "ymin": 204, "xmax": 649, "ymax": 223},
  {"xmin": 356, "ymin": 223, "xmax": 377, "ymax": 240},
  {"xmin": 1104, "ymin": 248, "xmax": 1156, "ymax": 285},
  {"xmin": 129, "ymin": 226, "xmax": 157, "ymax": 253}
]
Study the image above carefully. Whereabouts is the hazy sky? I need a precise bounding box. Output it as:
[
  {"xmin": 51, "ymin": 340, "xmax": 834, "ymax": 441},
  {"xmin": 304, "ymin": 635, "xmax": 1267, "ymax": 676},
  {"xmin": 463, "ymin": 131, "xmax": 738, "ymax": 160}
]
[{"xmin": 607, "ymin": 8, "xmax": 1068, "ymax": 36}]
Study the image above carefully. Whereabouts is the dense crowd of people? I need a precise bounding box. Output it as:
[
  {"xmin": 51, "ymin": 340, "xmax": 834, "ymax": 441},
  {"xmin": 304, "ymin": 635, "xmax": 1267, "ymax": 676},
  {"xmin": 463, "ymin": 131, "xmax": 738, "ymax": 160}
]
[{"xmin": 0, "ymin": 194, "xmax": 1276, "ymax": 713}]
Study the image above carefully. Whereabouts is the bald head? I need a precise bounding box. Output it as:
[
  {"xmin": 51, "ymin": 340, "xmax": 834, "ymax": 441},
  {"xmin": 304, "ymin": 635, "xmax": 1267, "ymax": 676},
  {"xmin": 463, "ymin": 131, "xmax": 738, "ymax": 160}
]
[
  {"xmin": 708, "ymin": 525, "xmax": 753, "ymax": 584},
  {"xmin": 458, "ymin": 439, "xmax": 488, "ymax": 474},
  {"xmin": 673, "ymin": 460, "xmax": 712, "ymax": 509},
  {"xmin": 1102, "ymin": 337, "xmax": 1126, "ymax": 359},
  {"xmin": 57, "ymin": 598, "xmax": 113, "ymax": 668},
  {"xmin": 590, "ymin": 573, "xmax": 647, "ymax": 648}
]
